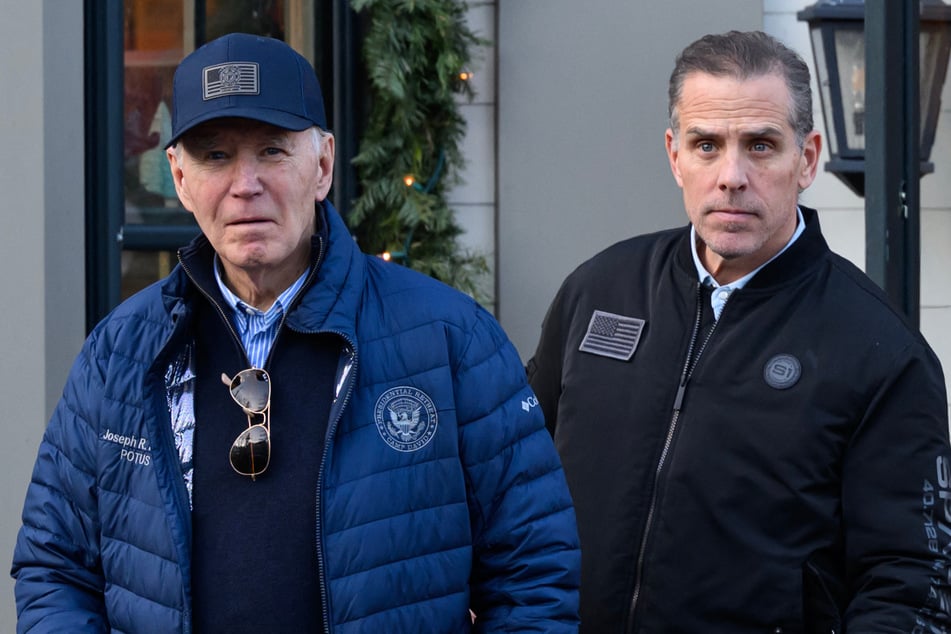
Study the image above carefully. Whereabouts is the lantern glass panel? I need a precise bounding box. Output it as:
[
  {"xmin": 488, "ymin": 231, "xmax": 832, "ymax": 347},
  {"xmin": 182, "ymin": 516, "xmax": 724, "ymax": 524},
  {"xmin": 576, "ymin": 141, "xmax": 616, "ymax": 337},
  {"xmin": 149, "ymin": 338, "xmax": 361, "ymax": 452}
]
[
  {"xmin": 919, "ymin": 24, "xmax": 951, "ymax": 154},
  {"xmin": 810, "ymin": 26, "xmax": 837, "ymax": 156},
  {"xmin": 834, "ymin": 26, "xmax": 866, "ymax": 152},
  {"xmin": 921, "ymin": 29, "xmax": 941, "ymax": 97}
]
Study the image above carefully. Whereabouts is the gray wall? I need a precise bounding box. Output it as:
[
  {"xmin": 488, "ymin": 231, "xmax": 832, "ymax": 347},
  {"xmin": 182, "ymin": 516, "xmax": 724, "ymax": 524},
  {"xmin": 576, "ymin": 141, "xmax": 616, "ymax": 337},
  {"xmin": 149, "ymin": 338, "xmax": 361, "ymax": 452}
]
[
  {"xmin": 0, "ymin": 0, "xmax": 86, "ymax": 628},
  {"xmin": 497, "ymin": 0, "xmax": 764, "ymax": 359}
]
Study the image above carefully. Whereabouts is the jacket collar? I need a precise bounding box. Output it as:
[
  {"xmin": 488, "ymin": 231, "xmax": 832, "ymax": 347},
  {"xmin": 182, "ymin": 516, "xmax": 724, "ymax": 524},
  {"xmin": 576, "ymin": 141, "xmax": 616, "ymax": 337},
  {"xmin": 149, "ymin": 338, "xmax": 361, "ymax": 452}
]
[
  {"xmin": 162, "ymin": 199, "xmax": 364, "ymax": 339},
  {"xmin": 746, "ymin": 205, "xmax": 828, "ymax": 289},
  {"xmin": 284, "ymin": 199, "xmax": 364, "ymax": 338},
  {"xmin": 675, "ymin": 205, "xmax": 829, "ymax": 290}
]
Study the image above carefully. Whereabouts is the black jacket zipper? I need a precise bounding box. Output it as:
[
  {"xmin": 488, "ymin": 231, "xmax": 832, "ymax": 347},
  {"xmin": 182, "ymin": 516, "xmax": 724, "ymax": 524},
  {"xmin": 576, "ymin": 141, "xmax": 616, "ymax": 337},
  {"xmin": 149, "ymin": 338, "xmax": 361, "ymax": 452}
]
[{"xmin": 627, "ymin": 282, "xmax": 727, "ymax": 631}]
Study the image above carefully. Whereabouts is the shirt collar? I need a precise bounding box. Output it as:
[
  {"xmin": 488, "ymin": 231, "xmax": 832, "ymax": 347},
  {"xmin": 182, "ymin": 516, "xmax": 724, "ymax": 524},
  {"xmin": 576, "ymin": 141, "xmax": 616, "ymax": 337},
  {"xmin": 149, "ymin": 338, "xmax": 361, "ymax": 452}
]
[
  {"xmin": 213, "ymin": 255, "xmax": 309, "ymax": 330},
  {"xmin": 690, "ymin": 207, "xmax": 806, "ymax": 290}
]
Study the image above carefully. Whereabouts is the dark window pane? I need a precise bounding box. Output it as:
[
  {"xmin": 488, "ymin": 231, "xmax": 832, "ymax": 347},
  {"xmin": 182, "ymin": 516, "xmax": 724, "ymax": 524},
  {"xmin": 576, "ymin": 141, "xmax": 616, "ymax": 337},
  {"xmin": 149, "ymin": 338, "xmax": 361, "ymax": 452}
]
[
  {"xmin": 123, "ymin": 0, "xmax": 192, "ymax": 225},
  {"xmin": 122, "ymin": 250, "xmax": 178, "ymax": 300},
  {"xmin": 207, "ymin": 0, "xmax": 286, "ymax": 40}
]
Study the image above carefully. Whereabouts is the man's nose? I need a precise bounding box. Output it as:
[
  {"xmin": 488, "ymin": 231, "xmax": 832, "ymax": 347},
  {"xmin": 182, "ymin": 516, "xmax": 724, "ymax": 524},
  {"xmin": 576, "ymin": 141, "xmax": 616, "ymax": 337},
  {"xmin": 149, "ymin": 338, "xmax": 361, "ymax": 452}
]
[
  {"xmin": 231, "ymin": 156, "xmax": 264, "ymax": 197},
  {"xmin": 717, "ymin": 149, "xmax": 749, "ymax": 192}
]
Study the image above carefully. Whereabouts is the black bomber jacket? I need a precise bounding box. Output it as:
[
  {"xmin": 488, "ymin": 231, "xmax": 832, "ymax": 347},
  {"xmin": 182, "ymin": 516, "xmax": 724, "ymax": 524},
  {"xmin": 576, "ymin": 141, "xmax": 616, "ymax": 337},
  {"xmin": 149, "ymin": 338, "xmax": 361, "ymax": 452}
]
[{"xmin": 528, "ymin": 206, "xmax": 951, "ymax": 634}]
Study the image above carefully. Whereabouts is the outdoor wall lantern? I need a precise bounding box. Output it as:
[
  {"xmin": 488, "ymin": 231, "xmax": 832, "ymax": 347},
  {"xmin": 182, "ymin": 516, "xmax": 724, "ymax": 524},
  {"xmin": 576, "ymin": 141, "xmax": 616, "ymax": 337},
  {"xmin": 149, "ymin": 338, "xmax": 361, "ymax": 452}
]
[{"xmin": 797, "ymin": 0, "xmax": 951, "ymax": 197}]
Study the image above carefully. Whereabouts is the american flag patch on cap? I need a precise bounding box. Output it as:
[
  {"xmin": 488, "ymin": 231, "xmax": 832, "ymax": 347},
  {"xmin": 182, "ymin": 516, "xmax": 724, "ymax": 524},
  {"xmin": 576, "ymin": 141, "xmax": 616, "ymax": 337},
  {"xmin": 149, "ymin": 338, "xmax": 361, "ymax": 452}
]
[
  {"xmin": 203, "ymin": 62, "xmax": 259, "ymax": 100},
  {"xmin": 578, "ymin": 310, "xmax": 645, "ymax": 361}
]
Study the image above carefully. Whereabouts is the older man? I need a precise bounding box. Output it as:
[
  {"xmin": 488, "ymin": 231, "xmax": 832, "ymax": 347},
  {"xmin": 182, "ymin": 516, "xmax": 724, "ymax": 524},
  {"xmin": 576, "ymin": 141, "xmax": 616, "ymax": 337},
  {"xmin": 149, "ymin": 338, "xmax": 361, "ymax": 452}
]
[{"xmin": 13, "ymin": 33, "xmax": 580, "ymax": 633}]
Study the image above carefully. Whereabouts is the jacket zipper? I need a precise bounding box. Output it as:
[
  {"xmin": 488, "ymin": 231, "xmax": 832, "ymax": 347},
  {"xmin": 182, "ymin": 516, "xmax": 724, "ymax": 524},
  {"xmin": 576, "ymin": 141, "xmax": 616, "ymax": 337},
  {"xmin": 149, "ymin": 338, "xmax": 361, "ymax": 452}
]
[
  {"xmin": 177, "ymin": 256, "xmax": 252, "ymax": 368},
  {"xmin": 627, "ymin": 282, "xmax": 727, "ymax": 631},
  {"xmin": 314, "ymin": 335, "xmax": 357, "ymax": 634}
]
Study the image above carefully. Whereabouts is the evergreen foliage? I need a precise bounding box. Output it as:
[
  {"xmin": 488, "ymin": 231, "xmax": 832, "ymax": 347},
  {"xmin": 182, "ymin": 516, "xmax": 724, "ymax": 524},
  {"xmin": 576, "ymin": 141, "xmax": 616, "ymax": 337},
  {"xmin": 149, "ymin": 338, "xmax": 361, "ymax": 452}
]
[{"xmin": 348, "ymin": 0, "xmax": 489, "ymax": 301}]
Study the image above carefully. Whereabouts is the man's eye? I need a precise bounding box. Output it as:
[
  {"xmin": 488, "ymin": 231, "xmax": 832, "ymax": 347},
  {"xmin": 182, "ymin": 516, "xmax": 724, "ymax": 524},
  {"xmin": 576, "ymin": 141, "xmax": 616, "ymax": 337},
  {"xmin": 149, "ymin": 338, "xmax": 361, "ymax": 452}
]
[
  {"xmin": 205, "ymin": 150, "xmax": 228, "ymax": 161},
  {"xmin": 264, "ymin": 147, "xmax": 285, "ymax": 156},
  {"xmin": 698, "ymin": 142, "xmax": 715, "ymax": 152},
  {"xmin": 751, "ymin": 142, "xmax": 770, "ymax": 152}
]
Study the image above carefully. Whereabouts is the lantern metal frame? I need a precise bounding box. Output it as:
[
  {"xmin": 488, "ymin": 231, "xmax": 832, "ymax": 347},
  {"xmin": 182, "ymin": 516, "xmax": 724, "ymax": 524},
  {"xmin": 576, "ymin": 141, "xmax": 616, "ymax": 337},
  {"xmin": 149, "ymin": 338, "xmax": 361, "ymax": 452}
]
[{"xmin": 798, "ymin": 0, "xmax": 951, "ymax": 197}]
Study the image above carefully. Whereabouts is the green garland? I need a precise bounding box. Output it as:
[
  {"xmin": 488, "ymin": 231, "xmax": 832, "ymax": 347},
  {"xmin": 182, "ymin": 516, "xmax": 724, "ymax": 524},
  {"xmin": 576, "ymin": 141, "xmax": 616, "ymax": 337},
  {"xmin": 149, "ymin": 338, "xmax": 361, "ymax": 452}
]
[{"xmin": 348, "ymin": 0, "xmax": 489, "ymax": 302}]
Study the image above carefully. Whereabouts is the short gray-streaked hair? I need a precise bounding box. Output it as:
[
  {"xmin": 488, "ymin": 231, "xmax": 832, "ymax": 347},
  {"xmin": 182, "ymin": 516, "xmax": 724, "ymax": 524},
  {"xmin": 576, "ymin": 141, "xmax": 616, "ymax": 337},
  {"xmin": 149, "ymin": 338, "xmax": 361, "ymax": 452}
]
[
  {"xmin": 171, "ymin": 124, "xmax": 331, "ymax": 162},
  {"xmin": 668, "ymin": 30, "xmax": 814, "ymax": 149}
]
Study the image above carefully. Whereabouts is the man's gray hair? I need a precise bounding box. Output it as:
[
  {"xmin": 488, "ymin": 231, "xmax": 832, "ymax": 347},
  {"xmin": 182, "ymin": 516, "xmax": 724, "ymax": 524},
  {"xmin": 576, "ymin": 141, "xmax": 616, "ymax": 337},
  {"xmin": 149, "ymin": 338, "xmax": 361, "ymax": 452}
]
[
  {"xmin": 310, "ymin": 126, "xmax": 331, "ymax": 155},
  {"xmin": 171, "ymin": 125, "xmax": 331, "ymax": 161},
  {"xmin": 667, "ymin": 30, "xmax": 814, "ymax": 149}
]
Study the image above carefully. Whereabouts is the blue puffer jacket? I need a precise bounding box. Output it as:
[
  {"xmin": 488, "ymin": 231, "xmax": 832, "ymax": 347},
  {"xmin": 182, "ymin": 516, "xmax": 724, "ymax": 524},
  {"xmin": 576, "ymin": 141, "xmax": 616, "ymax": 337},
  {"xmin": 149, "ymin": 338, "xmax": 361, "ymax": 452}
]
[{"xmin": 12, "ymin": 201, "xmax": 581, "ymax": 633}]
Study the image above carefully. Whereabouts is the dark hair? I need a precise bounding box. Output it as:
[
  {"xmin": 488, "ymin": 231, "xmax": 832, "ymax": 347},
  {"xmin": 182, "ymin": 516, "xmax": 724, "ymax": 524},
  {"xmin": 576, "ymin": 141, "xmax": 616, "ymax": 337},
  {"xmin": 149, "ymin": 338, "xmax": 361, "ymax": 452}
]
[{"xmin": 668, "ymin": 30, "xmax": 813, "ymax": 148}]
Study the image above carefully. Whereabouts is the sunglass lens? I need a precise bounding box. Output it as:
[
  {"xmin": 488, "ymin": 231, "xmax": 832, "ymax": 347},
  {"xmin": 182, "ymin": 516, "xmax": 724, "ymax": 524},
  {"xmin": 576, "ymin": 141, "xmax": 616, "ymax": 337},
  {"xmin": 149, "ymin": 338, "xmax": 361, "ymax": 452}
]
[
  {"xmin": 231, "ymin": 369, "xmax": 269, "ymax": 413},
  {"xmin": 230, "ymin": 425, "xmax": 270, "ymax": 476}
]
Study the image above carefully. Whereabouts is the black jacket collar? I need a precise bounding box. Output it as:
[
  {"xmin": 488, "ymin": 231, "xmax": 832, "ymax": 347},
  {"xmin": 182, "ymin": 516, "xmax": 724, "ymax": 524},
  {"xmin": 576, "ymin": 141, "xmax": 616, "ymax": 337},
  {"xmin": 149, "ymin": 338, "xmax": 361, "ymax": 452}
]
[{"xmin": 674, "ymin": 205, "xmax": 829, "ymax": 290}]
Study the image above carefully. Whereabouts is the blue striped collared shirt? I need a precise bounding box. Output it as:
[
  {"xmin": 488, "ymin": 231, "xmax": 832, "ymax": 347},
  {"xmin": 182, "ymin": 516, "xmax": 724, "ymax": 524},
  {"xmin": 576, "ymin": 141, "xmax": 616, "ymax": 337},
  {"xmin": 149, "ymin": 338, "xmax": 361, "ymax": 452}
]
[{"xmin": 213, "ymin": 257, "xmax": 309, "ymax": 369}]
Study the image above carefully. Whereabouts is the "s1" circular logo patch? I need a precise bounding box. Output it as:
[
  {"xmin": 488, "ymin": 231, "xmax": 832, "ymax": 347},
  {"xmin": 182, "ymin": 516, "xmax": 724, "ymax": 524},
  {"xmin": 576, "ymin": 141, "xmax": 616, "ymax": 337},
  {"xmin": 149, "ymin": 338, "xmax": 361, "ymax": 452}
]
[{"xmin": 763, "ymin": 354, "xmax": 801, "ymax": 390}]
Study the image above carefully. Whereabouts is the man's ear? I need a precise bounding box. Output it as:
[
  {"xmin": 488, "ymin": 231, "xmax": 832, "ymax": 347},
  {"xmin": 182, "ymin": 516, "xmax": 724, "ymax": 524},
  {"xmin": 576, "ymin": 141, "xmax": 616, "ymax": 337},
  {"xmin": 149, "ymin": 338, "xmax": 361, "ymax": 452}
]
[
  {"xmin": 798, "ymin": 130, "xmax": 822, "ymax": 192},
  {"xmin": 665, "ymin": 129, "xmax": 684, "ymax": 188},
  {"xmin": 315, "ymin": 133, "xmax": 336, "ymax": 202},
  {"xmin": 166, "ymin": 146, "xmax": 194, "ymax": 213}
]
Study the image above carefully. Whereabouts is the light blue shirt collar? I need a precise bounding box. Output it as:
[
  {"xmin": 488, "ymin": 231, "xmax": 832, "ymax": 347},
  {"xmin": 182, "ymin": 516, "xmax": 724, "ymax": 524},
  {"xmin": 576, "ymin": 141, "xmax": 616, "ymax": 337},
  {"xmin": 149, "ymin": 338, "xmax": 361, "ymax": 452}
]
[
  {"xmin": 690, "ymin": 207, "xmax": 806, "ymax": 318},
  {"xmin": 213, "ymin": 255, "xmax": 309, "ymax": 367}
]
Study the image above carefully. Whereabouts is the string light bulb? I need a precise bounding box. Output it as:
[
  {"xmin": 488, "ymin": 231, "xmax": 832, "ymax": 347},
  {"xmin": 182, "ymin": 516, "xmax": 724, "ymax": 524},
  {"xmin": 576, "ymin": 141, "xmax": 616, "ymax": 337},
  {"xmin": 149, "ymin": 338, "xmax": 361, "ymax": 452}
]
[
  {"xmin": 458, "ymin": 70, "xmax": 472, "ymax": 82},
  {"xmin": 389, "ymin": 149, "xmax": 446, "ymax": 264}
]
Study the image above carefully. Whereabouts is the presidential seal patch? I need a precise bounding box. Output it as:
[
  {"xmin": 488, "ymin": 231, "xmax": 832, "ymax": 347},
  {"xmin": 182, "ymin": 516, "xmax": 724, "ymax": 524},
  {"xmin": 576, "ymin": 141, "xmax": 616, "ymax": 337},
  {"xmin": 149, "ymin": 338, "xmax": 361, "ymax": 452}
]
[{"xmin": 374, "ymin": 386, "xmax": 438, "ymax": 452}]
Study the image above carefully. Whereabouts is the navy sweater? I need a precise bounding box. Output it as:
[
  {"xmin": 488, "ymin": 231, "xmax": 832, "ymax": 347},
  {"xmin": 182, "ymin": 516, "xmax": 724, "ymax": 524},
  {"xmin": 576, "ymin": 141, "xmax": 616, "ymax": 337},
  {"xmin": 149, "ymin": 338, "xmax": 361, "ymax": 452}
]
[{"xmin": 190, "ymin": 274, "xmax": 337, "ymax": 632}]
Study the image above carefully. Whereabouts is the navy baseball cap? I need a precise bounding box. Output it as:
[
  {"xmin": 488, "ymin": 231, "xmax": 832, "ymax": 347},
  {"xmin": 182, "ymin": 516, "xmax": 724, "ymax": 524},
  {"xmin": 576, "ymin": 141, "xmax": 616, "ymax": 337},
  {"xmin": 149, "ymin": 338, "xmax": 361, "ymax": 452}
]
[{"xmin": 166, "ymin": 32, "xmax": 327, "ymax": 148}]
